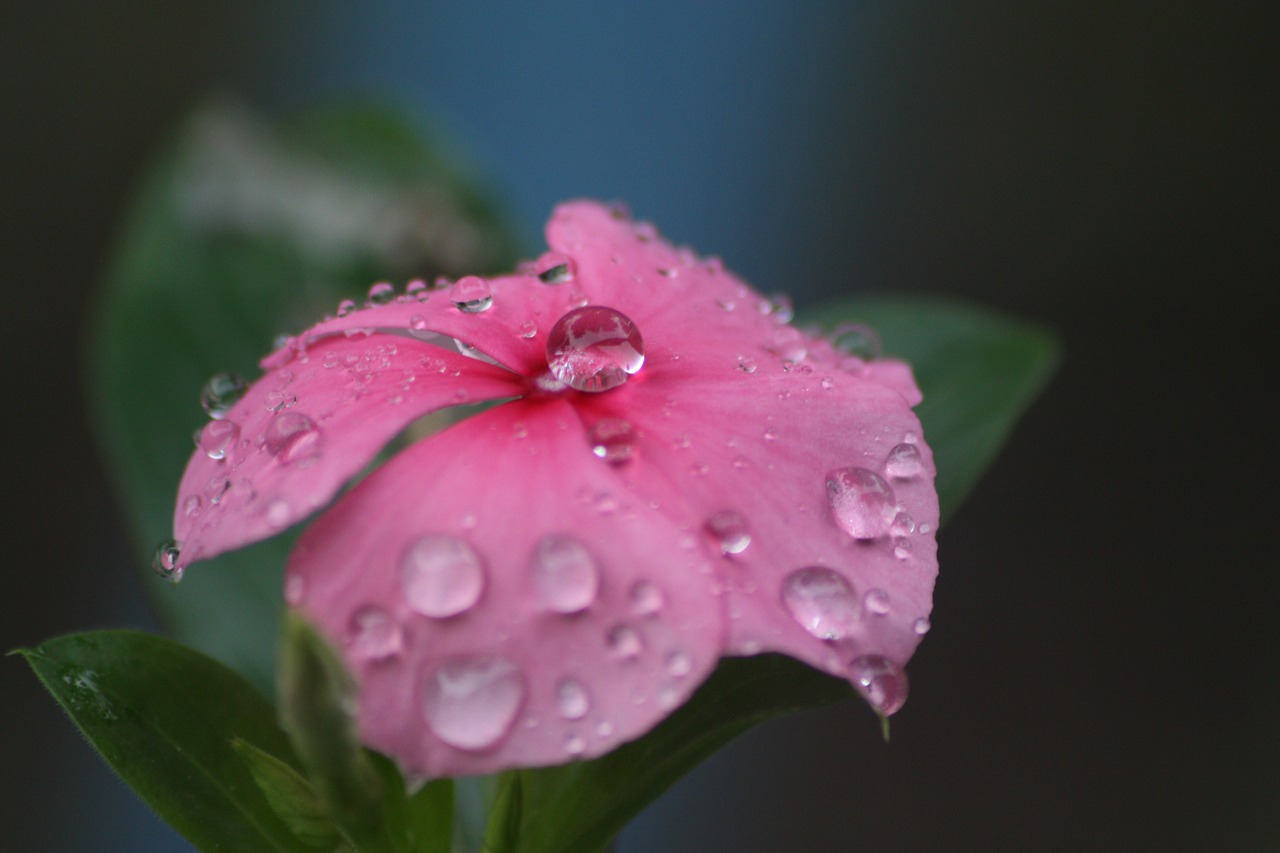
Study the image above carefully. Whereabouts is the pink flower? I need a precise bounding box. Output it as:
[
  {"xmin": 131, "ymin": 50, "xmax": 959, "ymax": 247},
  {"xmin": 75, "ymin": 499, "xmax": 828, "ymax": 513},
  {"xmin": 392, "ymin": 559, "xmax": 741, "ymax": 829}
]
[{"xmin": 171, "ymin": 201, "xmax": 938, "ymax": 779}]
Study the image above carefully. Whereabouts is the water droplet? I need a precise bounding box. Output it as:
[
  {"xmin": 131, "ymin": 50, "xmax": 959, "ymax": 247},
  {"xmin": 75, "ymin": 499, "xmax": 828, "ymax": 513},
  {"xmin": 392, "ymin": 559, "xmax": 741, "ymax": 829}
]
[
  {"xmin": 400, "ymin": 535, "xmax": 486, "ymax": 618},
  {"xmin": 848, "ymin": 655, "xmax": 908, "ymax": 716},
  {"xmin": 656, "ymin": 684, "xmax": 681, "ymax": 710},
  {"xmin": 367, "ymin": 281, "xmax": 396, "ymax": 304},
  {"xmin": 151, "ymin": 540, "xmax": 183, "ymax": 582},
  {"xmin": 556, "ymin": 678, "xmax": 591, "ymax": 720},
  {"xmin": 595, "ymin": 720, "xmax": 615, "ymax": 737},
  {"xmin": 705, "ymin": 510, "xmax": 751, "ymax": 554},
  {"xmin": 918, "ymin": 522, "xmax": 933, "ymax": 534},
  {"xmin": 546, "ymin": 306, "xmax": 645, "ymax": 393},
  {"xmin": 336, "ymin": 298, "xmax": 357, "ymax": 317},
  {"xmin": 821, "ymin": 375, "xmax": 836, "ymax": 390},
  {"xmin": 348, "ymin": 606, "xmax": 403, "ymax": 661},
  {"xmin": 629, "ymin": 580, "xmax": 664, "ymax": 617},
  {"xmin": 913, "ymin": 616, "xmax": 932, "ymax": 635},
  {"xmin": 890, "ymin": 512, "xmax": 916, "ymax": 536},
  {"xmin": 766, "ymin": 327, "xmax": 808, "ymax": 362},
  {"xmin": 736, "ymin": 355, "xmax": 758, "ymax": 373},
  {"xmin": 606, "ymin": 624, "xmax": 644, "ymax": 661},
  {"xmin": 564, "ymin": 732, "xmax": 587, "ymax": 755},
  {"xmin": 405, "ymin": 279, "xmax": 428, "ymax": 300},
  {"xmin": 265, "ymin": 498, "xmax": 291, "ymax": 529},
  {"xmin": 205, "ymin": 475, "xmax": 230, "ymax": 505},
  {"xmin": 826, "ymin": 467, "xmax": 897, "ymax": 539},
  {"xmin": 264, "ymin": 412, "xmax": 322, "ymax": 465},
  {"xmin": 864, "ymin": 588, "xmax": 891, "ymax": 615},
  {"xmin": 200, "ymin": 372, "xmax": 247, "ymax": 419},
  {"xmin": 536, "ymin": 252, "xmax": 576, "ymax": 284},
  {"xmin": 265, "ymin": 390, "xmax": 297, "ymax": 412},
  {"xmin": 519, "ymin": 319, "xmax": 538, "ymax": 339},
  {"xmin": 588, "ymin": 417, "xmax": 636, "ymax": 464},
  {"xmin": 831, "ymin": 323, "xmax": 883, "ymax": 360},
  {"xmin": 410, "ymin": 314, "xmax": 429, "ymax": 332},
  {"xmin": 450, "ymin": 276, "xmax": 493, "ymax": 313},
  {"xmin": 666, "ymin": 649, "xmax": 692, "ymax": 678},
  {"xmin": 885, "ymin": 443, "xmax": 923, "ymax": 478},
  {"xmin": 423, "ymin": 657, "xmax": 525, "ymax": 750},
  {"xmin": 781, "ymin": 566, "xmax": 860, "ymax": 640},
  {"xmin": 766, "ymin": 293, "xmax": 794, "ymax": 323},
  {"xmin": 716, "ymin": 297, "xmax": 737, "ymax": 312},
  {"xmin": 198, "ymin": 419, "xmax": 240, "ymax": 460},
  {"xmin": 182, "ymin": 495, "xmax": 202, "ymax": 517},
  {"xmin": 531, "ymin": 535, "xmax": 599, "ymax": 613}
]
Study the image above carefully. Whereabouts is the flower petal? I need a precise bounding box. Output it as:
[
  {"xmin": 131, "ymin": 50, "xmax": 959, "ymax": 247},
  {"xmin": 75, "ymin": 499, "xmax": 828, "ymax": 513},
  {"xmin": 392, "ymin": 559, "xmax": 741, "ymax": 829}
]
[
  {"xmin": 286, "ymin": 400, "xmax": 725, "ymax": 779},
  {"xmin": 175, "ymin": 335, "xmax": 523, "ymax": 565}
]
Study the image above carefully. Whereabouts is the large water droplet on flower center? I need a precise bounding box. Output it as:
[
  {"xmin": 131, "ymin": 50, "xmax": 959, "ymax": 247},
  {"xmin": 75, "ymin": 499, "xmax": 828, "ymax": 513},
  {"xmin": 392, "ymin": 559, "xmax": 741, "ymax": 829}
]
[
  {"xmin": 264, "ymin": 412, "xmax": 322, "ymax": 465},
  {"xmin": 423, "ymin": 656, "xmax": 525, "ymax": 750},
  {"xmin": 781, "ymin": 566, "xmax": 860, "ymax": 640},
  {"xmin": 530, "ymin": 534, "xmax": 599, "ymax": 613},
  {"xmin": 848, "ymin": 654, "xmax": 908, "ymax": 716},
  {"xmin": 400, "ymin": 534, "xmax": 485, "ymax": 618},
  {"xmin": 826, "ymin": 467, "xmax": 897, "ymax": 539},
  {"xmin": 546, "ymin": 306, "xmax": 645, "ymax": 393}
]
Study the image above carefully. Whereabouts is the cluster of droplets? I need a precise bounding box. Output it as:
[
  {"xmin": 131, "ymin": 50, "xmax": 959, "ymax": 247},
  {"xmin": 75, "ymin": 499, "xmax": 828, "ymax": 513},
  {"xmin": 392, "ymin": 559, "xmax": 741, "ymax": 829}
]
[{"xmin": 328, "ymin": 529, "xmax": 690, "ymax": 756}]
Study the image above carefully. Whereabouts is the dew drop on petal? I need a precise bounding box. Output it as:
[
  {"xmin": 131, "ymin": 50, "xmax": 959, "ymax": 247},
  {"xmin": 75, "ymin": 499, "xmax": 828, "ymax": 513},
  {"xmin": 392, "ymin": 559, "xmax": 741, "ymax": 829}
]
[
  {"xmin": 348, "ymin": 606, "xmax": 403, "ymax": 661},
  {"xmin": 264, "ymin": 412, "xmax": 322, "ymax": 465},
  {"xmin": 629, "ymin": 580, "xmax": 664, "ymax": 617},
  {"xmin": 885, "ymin": 443, "xmax": 923, "ymax": 478},
  {"xmin": 736, "ymin": 355, "xmax": 757, "ymax": 374},
  {"xmin": 705, "ymin": 510, "xmax": 751, "ymax": 554},
  {"xmin": 536, "ymin": 252, "xmax": 576, "ymax": 284},
  {"xmin": 891, "ymin": 512, "xmax": 916, "ymax": 536},
  {"xmin": 199, "ymin": 419, "xmax": 240, "ymax": 460},
  {"xmin": 848, "ymin": 654, "xmax": 908, "ymax": 716},
  {"xmin": 151, "ymin": 540, "xmax": 183, "ymax": 582},
  {"xmin": 265, "ymin": 498, "xmax": 291, "ymax": 529},
  {"xmin": 556, "ymin": 678, "xmax": 591, "ymax": 720},
  {"xmin": 336, "ymin": 299, "xmax": 357, "ymax": 317},
  {"xmin": 182, "ymin": 495, "xmax": 202, "ymax": 517},
  {"xmin": 913, "ymin": 616, "xmax": 932, "ymax": 636},
  {"xmin": 450, "ymin": 276, "xmax": 493, "ymax": 313},
  {"xmin": 826, "ymin": 467, "xmax": 897, "ymax": 539},
  {"xmin": 205, "ymin": 475, "xmax": 230, "ymax": 505},
  {"xmin": 367, "ymin": 281, "xmax": 396, "ymax": 305},
  {"xmin": 864, "ymin": 588, "xmax": 891, "ymax": 615},
  {"xmin": 546, "ymin": 306, "xmax": 645, "ymax": 393},
  {"xmin": 531, "ymin": 535, "xmax": 599, "ymax": 613},
  {"xmin": 519, "ymin": 320, "xmax": 538, "ymax": 339},
  {"xmin": 400, "ymin": 534, "xmax": 486, "ymax": 618},
  {"xmin": 831, "ymin": 323, "xmax": 883, "ymax": 361},
  {"xmin": 588, "ymin": 417, "xmax": 637, "ymax": 464},
  {"xmin": 200, "ymin": 372, "xmax": 247, "ymax": 419},
  {"xmin": 410, "ymin": 314, "xmax": 429, "ymax": 332},
  {"xmin": 606, "ymin": 624, "xmax": 644, "ymax": 660},
  {"xmin": 781, "ymin": 566, "xmax": 860, "ymax": 640},
  {"xmin": 405, "ymin": 279, "xmax": 428, "ymax": 300},
  {"xmin": 666, "ymin": 649, "xmax": 692, "ymax": 678},
  {"xmin": 422, "ymin": 656, "xmax": 525, "ymax": 751},
  {"xmin": 564, "ymin": 733, "xmax": 587, "ymax": 755}
]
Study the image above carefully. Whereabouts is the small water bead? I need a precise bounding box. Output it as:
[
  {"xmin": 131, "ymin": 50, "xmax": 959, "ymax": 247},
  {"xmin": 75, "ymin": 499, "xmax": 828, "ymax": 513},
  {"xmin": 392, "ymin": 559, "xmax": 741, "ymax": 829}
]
[
  {"xmin": 606, "ymin": 624, "xmax": 644, "ymax": 661},
  {"xmin": 546, "ymin": 306, "xmax": 645, "ymax": 393},
  {"xmin": 519, "ymin": 320, "xmax": 538, "ymax": 339},
  {"xmin": 766, "ymin": 326, "xmax": 808, "ymax": 362},
  {"xmin": 405, "ymin": 279, "xmax": 429, "ymax": 300},
  {"xmin": 736, "ymin": 355, "xmax": 757, "ymax": 374},
  {"xmin": 666, "ymin": 649, "xmax": 693, "ymax": 678},
  {"xmin": 199, "ymin": 419, "xmax": 240, "ymax": 460},
  {"xmin": 767, "ymin": 293, "xmax": 794, "ymax": 323},
  {"xmin": 595, "ymin": 720, "xmax": 615, "ymax": 738},
  {"xmin": 893, "ymin": 540, "xmax": 913, "ymax": 560},
  {"xmin": 885, "ymin": 443, "xmax": 923, "ymax": 478},
  {"xmin": 587, "ymin": 417, "xmax": 636, "ymax": 464},
  {"xmin": 422, "ymin": 656, "xmax": 525, "ymax": 751},
  {"xmin": 400, "ymin": 534, "xmax": 486, "ymax": 618},
  {"xmin": 891, "ymin": 512, "xmax": 916, "ymax": 536},
  {"xmin": 348, "ymin": 606, "xmax": 403, "ymax": 661},
  {"xmin": 530, "ymin": 534, "xmax": 600, "ymax": 613},
  {"xmin": 182, "ymin": 495, "xmax": 202, "ymax": 517},
  {"xmin": 705, "ymin": 510, "xmax": 751, "ymax": 554},
  {"xmin": 205, "ymin": 475, "xmax": 230, "ymax": 505},
  {"xmin": 336, "ymin": 299, "xmax": 357, "ymax": 317},
  {"xmin": 781, "ymin": 566, "xmax": 860, "ymax": 640},
  {"xmin": 265, "ymin": 498, "xmax": 291, "ymax": 529},
  {"xmin": 864, "ymin": 588, "xmax": 892, "ymax": 615},
  {"xmin": 826, "ymin": 467, "xmax": 897, "ymax": 539},
  {"xmin": 264, "ymin": 412, "xmax": 322, "ymax": 465},
  {"xmin": 409, "ymin": 314, "xmax": 429, "ymax": 332},
  {"xmin": 367, "ymin": 281, "xmax": 396, "ymax": 305},
  {"xmin": 450, "ymin": 276, "xmax": 493, "ymax": 313},
  {"xmin": 556, "ymin": 678, "xmax": 591, "ymax": 720},
  {"xmin": 629, "ymin": 580, "xmax": 664, "ymax": 617},
  {"xmin": 564, "ymin": 733, "xmax": 587, "ymax": 755},
  {"xmin": 151, "ymin": 540, "xmax": 183, "ymax": 582},
  {"xmin": 265, "ymin": 390, "xmax": 297, "ymax": 412},
  {"xmin": 821, "ymin": 375, "xmax": 836, "ymax": 390},
  {"xmin": 913, "ymin": 616, "xmax": 932, "ymax": 636},
  {"xmin": 831, "ymin": 323, "xmax": 883, "ymax": 361},
  {"xmin": 536, "ymin": 252, "xmax": 575, "ymax": 284},
  {"xmin": 200, "ymin": 372, "xmax": 248, "ymax": 419},
  {"xmin": 848, "ymin": 654, "xmax": 908, "ymax": 716}
]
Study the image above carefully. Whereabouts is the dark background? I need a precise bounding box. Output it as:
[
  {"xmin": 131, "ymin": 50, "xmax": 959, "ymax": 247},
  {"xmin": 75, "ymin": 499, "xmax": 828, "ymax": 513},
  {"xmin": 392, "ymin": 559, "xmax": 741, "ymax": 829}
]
[{"xmin": 3, "ymin": 3, "xmax": 1275, "ymax": 850}]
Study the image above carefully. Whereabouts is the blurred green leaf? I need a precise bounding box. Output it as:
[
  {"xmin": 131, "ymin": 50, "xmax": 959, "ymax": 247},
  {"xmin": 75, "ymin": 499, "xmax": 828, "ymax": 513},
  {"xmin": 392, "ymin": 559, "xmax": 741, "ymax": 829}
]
[
  {"xmin": 91, "ymin": 101, "xmax": 520, "ymax": 690},
  {"xmin": 18, "ymin": 631, "xmax": 309, "ymax": 852},
  {"xmin": 233, "ymin": 739, "xmax": 350, "ymax": 851},
  {"xmin": 809, "ymin": 295, "xmax": 1061, "ymax": 523}
]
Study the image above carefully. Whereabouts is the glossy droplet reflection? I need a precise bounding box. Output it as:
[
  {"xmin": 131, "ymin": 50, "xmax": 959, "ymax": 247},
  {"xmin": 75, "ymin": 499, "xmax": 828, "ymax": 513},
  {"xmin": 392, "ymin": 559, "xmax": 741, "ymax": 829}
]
[
  {"xmin": 400, "ymin": 534, "xmax": 485, "ymax": 618},
  {"xmin": 705, "ymin": 510, "xmax": 751, "ymax": 554},
  {"xmin": 348, "ymin": 606, "xmax": 403, "ymax": 661},
  {"xmin": 885, "ymin": 443, "xmax": 923, "ymax": 478},
  {"xmin": 200, "ymin": 372, "xmax": 247, "ymax": 419},
  {"xmin": 264, "ymin": 412, "xmax": 321, "ymax": 465},
  {"xmin": 151, "ymin": 540, "xmax": 183, "ymax": 582},
  {"xmin": 781, "ymin": 566, "xmax": 859, "ymax": 640},
  {"xmin": 826, "ymin": 467, "xmax": 897, "ymax": 539},
  {"xmin": 546, "ymin": 306, "xmax": 645, "ymax": 392},
  {"xmin": 589, "ymin": 417, "xmax": 637, "ymax": 464},
  {"xmin": 423, "ymin": 657, "xmax": 525, "ymax": 751},
  {"xmin": 848, "ymin": 654, "xmax": 908, "ymax": 716},
  {"xmin": 531, "ymin": 534, "xmax": 600, "ymax": 613},
  {"xmin": 450, "ymin": 276, "xmax": 493, "ymax": 313},
  {"xmin": 556, "ymin": 678, "xmax": 591, "ymax": 720},
  {"xmin": 199, "ymin": 419, "xmax": 240, "ymax": 460}
]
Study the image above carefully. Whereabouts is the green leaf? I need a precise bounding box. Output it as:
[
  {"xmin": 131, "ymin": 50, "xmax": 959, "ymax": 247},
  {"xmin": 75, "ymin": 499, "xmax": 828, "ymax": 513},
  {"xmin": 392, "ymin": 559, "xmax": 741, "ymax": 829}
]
[
  {"xmin": 482, "ymin": 772, "xmax": 524, "ymax": 853},
  {"xmin": 233, "ymin": 739, "xmax": 350, "ymax": 851},
  {"xmin": 17, "ymin": 631, "xmax": 310, "ymax": 852},
  {"xmin": 90, "ymin": 100, "xmax": 521, "ymax": 691},
  {"xmin": 808, "ymin": 295, "xmax": 1061, "ymax": 523},
  {"xmin": 278, "ymin": 613, "xmax": 399, "ymax": 853}
]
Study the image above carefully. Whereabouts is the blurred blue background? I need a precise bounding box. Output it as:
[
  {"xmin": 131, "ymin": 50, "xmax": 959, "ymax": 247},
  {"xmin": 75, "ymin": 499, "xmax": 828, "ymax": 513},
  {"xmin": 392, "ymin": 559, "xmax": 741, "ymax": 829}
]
[{"xmin": 3, "ymin": 2, "xmax": 1275, "ymax": 850}]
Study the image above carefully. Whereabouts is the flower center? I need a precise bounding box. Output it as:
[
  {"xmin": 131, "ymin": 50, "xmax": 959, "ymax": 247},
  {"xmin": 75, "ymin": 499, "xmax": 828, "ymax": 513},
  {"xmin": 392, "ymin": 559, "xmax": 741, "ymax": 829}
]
[{"xmin": 545, "ymin": 306, "xmax": 645, "ymax": 393}]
